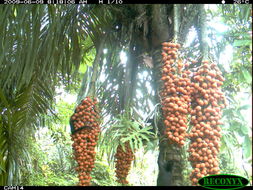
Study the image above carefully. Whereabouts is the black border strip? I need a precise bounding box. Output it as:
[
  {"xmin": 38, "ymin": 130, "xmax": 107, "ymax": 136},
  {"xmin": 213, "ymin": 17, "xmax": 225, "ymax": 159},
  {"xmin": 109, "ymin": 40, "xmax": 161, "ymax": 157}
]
[
  {"xmin": 1, "ymin": 185, "xmax": 252, "ymax": 189},
  {"xmin": 2, "ymin": 0, "xmax": 252, "ymax": 4}
]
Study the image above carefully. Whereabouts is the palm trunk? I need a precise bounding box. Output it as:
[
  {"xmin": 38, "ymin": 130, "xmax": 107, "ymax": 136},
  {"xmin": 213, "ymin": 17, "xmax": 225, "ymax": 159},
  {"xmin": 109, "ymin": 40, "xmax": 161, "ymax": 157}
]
[
  {"xmin": 173, "ymin": 4, "xmax": 180, "ymax": 42},
  {"xmin": 152, "ymin": 49, "xmax": 185, "ymax": 186},
  {"xmin": 89, "ymin": 37, "xmax": 105, "ymax": 98},
  {"xmin": 122, "ymin": 42, "xmax": 140, "ymax": 112},
  {"xmin": 198, "ymin": 5, "xmax": 208, "ymax": 61},
  {"xmin": 76, "ymin": 37, "xmax": 105, "ymax": 104},
  {"xmin": 151, "ymin": 4, "xmax": 185, "ymax": 186}
]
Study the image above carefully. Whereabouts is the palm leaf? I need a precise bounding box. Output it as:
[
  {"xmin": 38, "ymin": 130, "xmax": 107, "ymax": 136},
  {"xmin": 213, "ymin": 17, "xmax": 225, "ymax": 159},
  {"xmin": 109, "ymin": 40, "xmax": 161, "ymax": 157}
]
[{"xmin": 99, "ymin": 113, "xmax": 156, "ymax": 164}]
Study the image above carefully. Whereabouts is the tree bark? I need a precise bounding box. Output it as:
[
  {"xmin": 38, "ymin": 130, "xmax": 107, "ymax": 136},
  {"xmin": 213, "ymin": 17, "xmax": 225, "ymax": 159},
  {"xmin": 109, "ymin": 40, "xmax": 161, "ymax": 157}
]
[
  {"xmin": 76, "ymin": 66, "xmax": 91, "ymax": 104},
  {"xmin": 122, "ymin": 43, "xmax": 140, "ymax": 111},
  {"xmin": 178, "ymin": 4, "xmax": 199, "ymax": 45},
  {"xmin": 198, "ymin": 5, "xmax": 208, "ymax": 61},
  {"xmin": 151, "ymin": 5, "xmax": 170, "ymax": 49},
  {"xmin": 151, "ymin": 4, "xmax": 185, "ymax": 186},
  {"xmin": 173, "ymin": 4, "xmax": 180, "ymax": 42},
  {"xmin": 89, "ymin": 37, "xmax": 105, "ymax": 98},
  {"xmin": 152, "ymin": 49, "xmax": 185, "ymax": 186}
]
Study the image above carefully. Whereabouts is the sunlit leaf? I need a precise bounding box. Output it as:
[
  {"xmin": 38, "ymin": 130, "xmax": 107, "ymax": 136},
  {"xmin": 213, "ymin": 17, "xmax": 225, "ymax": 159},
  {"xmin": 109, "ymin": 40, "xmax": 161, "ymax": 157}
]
[
  {"xmin": 238, "ymin": 104, "xmax": 251, "ymax": 110},
  {"xmin": 243, "ymin": 136, "xmax": 252, "ymax": 159},
  {"xmin": 233, "ymin": 39, "xmax": 252, "ymax": 47},
  {"xmin": 241, "ymin": 67, "xmax": 252, "ymax": 84}
]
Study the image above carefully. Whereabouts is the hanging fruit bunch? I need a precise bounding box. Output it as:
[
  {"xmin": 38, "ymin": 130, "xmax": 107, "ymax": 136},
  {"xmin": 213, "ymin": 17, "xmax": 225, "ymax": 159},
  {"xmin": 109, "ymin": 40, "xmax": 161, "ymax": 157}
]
[
  {"xmin": 70, "ymin": 96, "xmax": 101, "ymax": 186},
  {"xmin": 115, "ymin": 141, "xmax": 135, "ymax": 185},
  {"xmin": 188, "ymin": 60, "xmax": 226, "ymax": 185},
  {"xmin": 160, "ymin": 42, "xmax": 192, "ymax": 147},
  {"xmin": 101, "ymin": 114, "xmax": 154, "ymax": 186}
]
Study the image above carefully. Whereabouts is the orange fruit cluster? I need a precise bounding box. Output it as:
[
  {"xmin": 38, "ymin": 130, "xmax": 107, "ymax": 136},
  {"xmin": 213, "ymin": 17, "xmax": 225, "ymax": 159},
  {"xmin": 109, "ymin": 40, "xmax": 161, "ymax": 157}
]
[
  {"xmin": 115, "ymin": 141, "xmax": 135, "ymax": 185},
  {"xmin": 160, "ymin": 42, "xmax": 192, "ymax": 146},
  {"xmin": 70, "ymin": 97, "xmax": 100, "ymax": 186},
  {"xmin": 188, "ymin": 60, "xmax": 226, "ymax": 185}
]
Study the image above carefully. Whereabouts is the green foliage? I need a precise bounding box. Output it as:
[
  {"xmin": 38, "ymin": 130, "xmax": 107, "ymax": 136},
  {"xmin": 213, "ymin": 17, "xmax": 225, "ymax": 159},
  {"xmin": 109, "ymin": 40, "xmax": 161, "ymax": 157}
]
[
  {"xmin": 221, "ymin": 96, "xmax": 252, "ymax": 159},
  {"xmin": 53, "ymin": 99, "xmax": 75, "ymax": 127},
  {"xmin": 0, "ymin": 78, "xmax": 55, "ymax": 185},
  {"xmin": 0, "ymin": 5, "xmax": 102, "ymax": 185},
  {"xmin": 128, "ymin": 148, "xmax": 159, "ymax": 186},
  {"xmin": 0, "ymin": 5, "xmax": 89, "ymax": 94},
  {"xmin": 27, "ymin": 173, "xmax": 77, "ymax": 186},
  {"xmin": 16, "ymin": 93, "xmax": 77, "ymax": 186},
  {"xmin": 20, "ymin": 136, "xmax": 77, "ymax": 186},
  {"xmin": 0, "ymin": 4, "xmax": 252, "ymax": 186},
  {"xmin": 63, "ymin": 38, "xmax": 96, "ymax": 95},
  {"xmin": 81, "ymin": 37, "xmax": 96, "ymax": 67},
  {"xmin": 76, "ymin": 45, "xmax": 96, "ymax": 103},
  {"xmin": 204, "ymin": 4, "xmax": 252, "ymax": 181},
  {"xmin": 91, "ymin": 161, "xmax": 118, "ymax": 186},
  {"xmin": 208, "ymin": 4, "xmax": 252, "ymax": 93},
  {"xmin": 20, "ymin": 128, "xmax": 119, "ymax": 186},
  {"xmin": 219, "ymin": 152, "xmax": 238, "ymax": 174},
  {"xmin": 99, "ymin": 112, "xmax": 156, "ymax": 167}
]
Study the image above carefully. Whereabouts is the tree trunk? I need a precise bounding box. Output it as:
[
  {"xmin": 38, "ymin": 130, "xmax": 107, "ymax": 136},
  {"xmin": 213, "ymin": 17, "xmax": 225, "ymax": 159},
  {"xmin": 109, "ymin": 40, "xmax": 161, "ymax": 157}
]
[
  {"xmin": 76, "ymin": 37, "xmax": 105, "ymax": 104},
  {"xmin": 89, "ymin": 37, "xmax": 105, "ymax": 98},
  {"xmin": 173, "ymin": 4, "xmax": 180, "ymax": 42},
  {"xmin": 122, "ymin": 31, "xmax": 141, "ymax": 112},
  {"xmin": 152, "ymin": 49, "xmax": 185, "ymax": 186},
  {"xmin": 151, "ymin": 5, "xmax": 170, "ymax": 49},
  {"xmin": 198, "ymin": 5, "xmax": 208, "ymax": 61},
  {"xmin": 151, "ymin": 4, "xmax": 185, "ymax": 186}
]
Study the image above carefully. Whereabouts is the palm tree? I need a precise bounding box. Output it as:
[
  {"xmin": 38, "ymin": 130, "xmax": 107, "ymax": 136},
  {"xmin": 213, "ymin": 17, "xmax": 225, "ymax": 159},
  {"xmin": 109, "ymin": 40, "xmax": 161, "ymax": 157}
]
[
  {"xmin": 78, "ymin": 4, "xmax": 201, "ymax": 185},
  {"xmin": 2, "ymin": 4, "xmax": 250, "ymax": 186},
  {"xmin": 0, "ymin": 4, "xmax": 112, "ymax": 185}
]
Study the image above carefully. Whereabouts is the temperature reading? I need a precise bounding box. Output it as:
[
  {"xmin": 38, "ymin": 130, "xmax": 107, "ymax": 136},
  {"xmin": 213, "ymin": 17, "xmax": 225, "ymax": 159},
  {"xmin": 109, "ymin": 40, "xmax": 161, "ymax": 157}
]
[
  {"xmin": 233, "ymin": 0, "xmax": 241, "ymax": 3},
  {"xmin": 234, "ymin": 0, "xmax": 250, "ymax": 4}
]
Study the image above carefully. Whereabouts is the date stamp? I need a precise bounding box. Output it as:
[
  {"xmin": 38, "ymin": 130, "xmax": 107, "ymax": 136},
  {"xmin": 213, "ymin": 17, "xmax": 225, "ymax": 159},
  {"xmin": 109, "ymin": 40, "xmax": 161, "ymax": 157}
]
[
  {"xmin": 4, "ymin": 0, "xmax": 43, "ymax": 4},
  {"xmin": 4, "ymin": 0, "xmax": 124, "ymax": 4}
]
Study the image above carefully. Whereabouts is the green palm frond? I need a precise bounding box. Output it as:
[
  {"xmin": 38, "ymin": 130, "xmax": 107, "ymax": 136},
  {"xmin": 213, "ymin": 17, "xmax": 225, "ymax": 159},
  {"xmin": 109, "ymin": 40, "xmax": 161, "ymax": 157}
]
[
  {"xmin": 0, "ymin": 5, "xmax": 93, "ymax": 95},
  {"xmin": 99, "ymin": 113, "xmax": 156, "ymax": 166},
  {"xmin": 0, "ymin": 75, "xmax": 56, "ymax": 185},
  {"xmin": 0, "ymin": 5, "xmax": 115, "ymax": 185}
]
